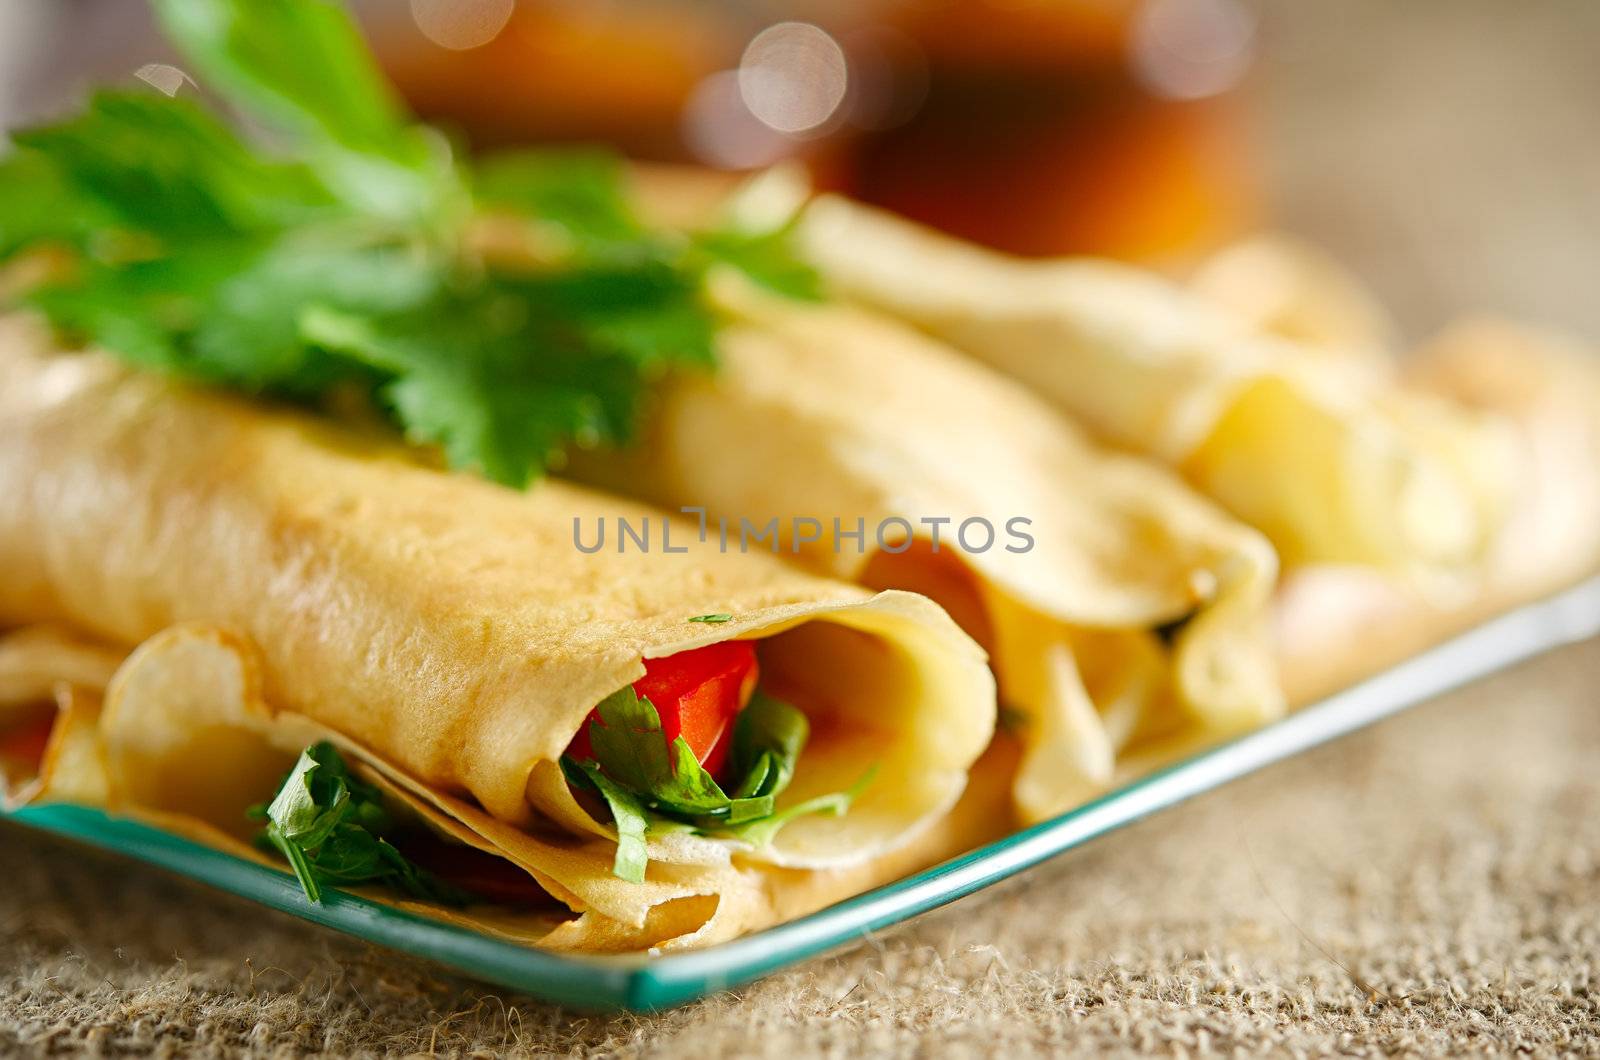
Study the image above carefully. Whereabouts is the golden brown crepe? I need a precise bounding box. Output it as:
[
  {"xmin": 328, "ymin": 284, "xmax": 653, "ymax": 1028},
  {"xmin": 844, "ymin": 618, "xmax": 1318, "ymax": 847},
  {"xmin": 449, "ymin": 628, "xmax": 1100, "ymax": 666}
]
[
  {"xmin": 794, "ymin": 195, "xmax": 1517, "ymax": 577},
  {"xmin": 1185, "ymin": 238, "xmax": 1600, "ymax": 704},
  {"xmin": 567, "ymin": 278, "xmax": 1282, "ymax": 823},
  {"xmin": 0, "ymin": 314, "xmax": 998, "ymax": 951},
  {"xmin": 1188, "ymin": 234, "xmax": 1400, "ymax": 361},
  {"xmin": 1270, "ymin": 317, "xmax": 1600, "ymax": 704},
  {"xmin": 773, "ymin": 189, "xmax": 1600, "ymax": 719}
]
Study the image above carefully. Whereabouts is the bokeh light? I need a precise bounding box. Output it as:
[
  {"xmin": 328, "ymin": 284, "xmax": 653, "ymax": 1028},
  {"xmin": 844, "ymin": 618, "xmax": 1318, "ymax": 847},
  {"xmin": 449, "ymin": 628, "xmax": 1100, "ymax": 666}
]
[
  {"xmin": 1130, "ymin": 0, "xmax": 1254, "ymax": 101},
  {"xmin": 682, "ymin": 68, "xmax": 793, "ymax": 170},
  {"xmin": 409, "ymin": 0, "xmax": 515, "ymax": 52},
  {"xmin": 737, "ymin": 22, "xmax": 849, "ymax": 136}
]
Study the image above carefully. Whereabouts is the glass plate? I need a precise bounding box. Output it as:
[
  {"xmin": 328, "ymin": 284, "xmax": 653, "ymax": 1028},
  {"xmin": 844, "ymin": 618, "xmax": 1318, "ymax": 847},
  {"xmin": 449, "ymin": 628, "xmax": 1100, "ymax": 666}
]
[{"xmin": 7, "ymin": 574, "xmax": 1599, "ymax": 1011}]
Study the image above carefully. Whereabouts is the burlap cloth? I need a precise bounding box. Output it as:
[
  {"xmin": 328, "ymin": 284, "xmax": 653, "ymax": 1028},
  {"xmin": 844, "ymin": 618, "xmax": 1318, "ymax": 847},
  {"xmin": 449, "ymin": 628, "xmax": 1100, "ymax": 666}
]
[
  {"xmin": 3, "ymin": 640, "xmax": 1596, "ymax": 1055},
  {"xmin": 3, "ymin": 0, "xmax": 1599, "ymax": 1055}
]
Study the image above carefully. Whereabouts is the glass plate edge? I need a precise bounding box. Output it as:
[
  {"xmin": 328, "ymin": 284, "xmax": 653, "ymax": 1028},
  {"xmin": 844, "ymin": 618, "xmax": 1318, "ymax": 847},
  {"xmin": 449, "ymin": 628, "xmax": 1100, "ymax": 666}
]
[{"xmin": 6, "ymin": 573, "xmax": 1598, "ymax": 1011}]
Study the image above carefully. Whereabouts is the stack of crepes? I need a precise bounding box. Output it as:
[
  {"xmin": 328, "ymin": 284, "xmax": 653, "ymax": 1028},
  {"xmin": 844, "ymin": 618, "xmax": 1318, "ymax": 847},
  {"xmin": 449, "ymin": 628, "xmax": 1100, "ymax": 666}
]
[
  {"xmin": 0, "ymin": 316, "xmax": 1003, "ymax": 951},
  {"xmin": 566, "ymin": 279, "xmax": 1282, "ymax": 821},
  {"xmin": 0, "ymin": 273, "xmax": 1283, "ymax": 950},
  {"xmin": 5, "ymin": 171, "xmax": 1599, "ymax": 955},
  {"xmin": 781, "ymin": 188, "xmax": 1600, "ymax": 714}
]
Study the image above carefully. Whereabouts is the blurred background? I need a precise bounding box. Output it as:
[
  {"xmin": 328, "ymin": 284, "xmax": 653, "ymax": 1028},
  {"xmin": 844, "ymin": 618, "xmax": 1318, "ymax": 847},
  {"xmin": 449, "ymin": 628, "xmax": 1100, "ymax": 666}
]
[{"xmin": 2, "ymin": 0, "xmax": 1595, "ymax": 340}]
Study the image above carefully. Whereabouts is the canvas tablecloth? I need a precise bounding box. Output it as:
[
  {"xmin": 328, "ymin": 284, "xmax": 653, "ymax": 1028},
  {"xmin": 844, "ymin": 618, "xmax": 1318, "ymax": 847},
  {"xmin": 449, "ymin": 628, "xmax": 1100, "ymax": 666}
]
[
  {"xmin": 2, "ymin": 0, "xmax": 1599, "ymax": 1055},
  {"xmin": 3, "ymin": 641, "xmax": 1596, "ymax": 1055}
]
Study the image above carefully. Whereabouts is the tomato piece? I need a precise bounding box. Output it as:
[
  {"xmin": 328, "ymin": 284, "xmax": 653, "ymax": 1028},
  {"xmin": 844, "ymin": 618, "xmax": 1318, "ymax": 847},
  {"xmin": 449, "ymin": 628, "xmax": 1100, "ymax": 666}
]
[
  {"xmin": 635, "ymin": 640, "xmax": 759, "ymax": 775},
  {"xmin": 568, "ymin": 640, "xmax": 759, "ymax": 778},
  {"xmin": 402, "ymin": 833, "xmax": 558, "ymax": 908},
  {"xmin": 0, "ymin": 711, "xmax": 55, "ymax": 772}
]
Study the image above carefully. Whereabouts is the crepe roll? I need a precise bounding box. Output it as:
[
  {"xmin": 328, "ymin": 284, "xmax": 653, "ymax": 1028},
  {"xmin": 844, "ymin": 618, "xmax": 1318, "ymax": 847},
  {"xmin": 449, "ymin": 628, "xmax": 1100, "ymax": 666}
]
[
  {"xmin": 567, "ymin": 281, "xmax": 1282, "ymax": 824},
  {"xmin": 0, "ymin": 315, "xmax": 995, "ymax": 950},
  {"xmin": 796, "ymin": 196, "xmax": 1515, "ymax": 576}
]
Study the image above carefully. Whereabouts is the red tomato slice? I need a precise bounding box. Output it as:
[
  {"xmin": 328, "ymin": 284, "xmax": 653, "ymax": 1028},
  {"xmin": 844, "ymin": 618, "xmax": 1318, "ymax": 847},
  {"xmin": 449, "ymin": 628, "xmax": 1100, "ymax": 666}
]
[
  {"xmin": 403, "ymin": 833, "xmax": 559, "ymax": 908},
  {"xmin": 0, "ymin": 712, "xmax": 56, "ymax": 772},
  {"xmin": 568, "ymin": 640, "xmax": 759, "ymax": 779}
]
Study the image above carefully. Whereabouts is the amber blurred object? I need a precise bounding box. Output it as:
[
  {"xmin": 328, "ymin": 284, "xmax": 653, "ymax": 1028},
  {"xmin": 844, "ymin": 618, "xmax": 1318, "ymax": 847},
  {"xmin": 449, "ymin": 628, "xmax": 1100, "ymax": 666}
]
[
  {"xmin": 375, "ymin": 2, "xmax": 737, "ymax": 158},
  {"xmin": 836, "ymin": 1, "xmax": 1258, "ymax": 261},
  {"xmin": 373, "ymin": 0, "xmax": 1257, "ymax": 262}
]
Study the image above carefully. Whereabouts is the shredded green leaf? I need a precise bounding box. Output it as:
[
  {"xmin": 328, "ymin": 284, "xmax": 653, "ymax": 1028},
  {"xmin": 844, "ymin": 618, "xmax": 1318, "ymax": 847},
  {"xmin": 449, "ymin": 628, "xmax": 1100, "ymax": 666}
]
[
  {"xmin": 566, "ymin": 759, "xmax": 651, "ymax": 884},
  {"xmin": 687, "ymin": 614, "xmax": 733, "ymax": 624},
  {"xmin": 251, "ymin": 742, "xmax": 471, "ymax": 905},
  {"xmin": 728, "ymin": 692, "xmax": 808, "ymax": 799},
  {"xmin": 0, "ymin": 0, "xmax": 818, "ymax": 488},
  {"xmin": 724, "ymin": 771, "xmax": 877, "ymax": 849},
  {"xmin": 563, "ymin": 687, "xmax": 870, "ymax": 880}
]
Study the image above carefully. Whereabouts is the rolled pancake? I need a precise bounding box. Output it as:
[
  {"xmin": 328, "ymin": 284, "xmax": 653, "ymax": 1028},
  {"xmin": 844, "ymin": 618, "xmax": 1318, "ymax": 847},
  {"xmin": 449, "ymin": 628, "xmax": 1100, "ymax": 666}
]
[
  {"xmin": 795, "ymin": 196, "xmax": 1516, "ymax": 576},
  {"xmin": 2, "ymin": 621, "xmax": 1026, "ymax": 952},
  {"xmin": 1188, "ymin": 233, "xmax": 1400, "ymax": 362},
  {"xmin": 1270, "ymin": 317, "xmax": 1600, "ymax": 706},
  {"xmin": 0, "ymin": 315, "xmax": 996, "ymax": 950},
  {"xmin": 567, "ymin": 281, "xmax": 1281, "ymax": 823},
  {"xmin": 783, "ymin": 191, "xmax": 1599, "ymax": 769}
]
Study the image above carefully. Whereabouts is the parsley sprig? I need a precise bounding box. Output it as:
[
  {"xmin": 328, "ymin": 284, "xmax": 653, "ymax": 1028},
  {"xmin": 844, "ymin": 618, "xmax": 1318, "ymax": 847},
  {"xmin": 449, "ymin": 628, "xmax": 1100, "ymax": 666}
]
[
  {"xmin": 0, "ymin": 0, "xmax": 818, "ymax": 487},
  {"xmin": 250, "ymin": 742, "xmax": 471, "ymax": 905},
  {"xmin": 562, "ymin": 689, "xmax": 870, "ymax": 882}
]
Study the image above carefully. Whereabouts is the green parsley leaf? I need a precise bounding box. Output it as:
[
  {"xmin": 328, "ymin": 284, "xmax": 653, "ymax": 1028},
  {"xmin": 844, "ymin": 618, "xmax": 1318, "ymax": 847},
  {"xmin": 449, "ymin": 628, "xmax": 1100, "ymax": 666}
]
[
  {"xmin": 0, "ymin": 0, "xmax": 820, "ymax": 488},
  {"xmin": 580, "ymin": 686, "xmax": 733, "ymax": 817},
  {"xmin": 475, "ymin": 148, "xmax": 646, "ymax": 256},
  {"xmin": 729, "ymin": 753, "xmax": 773, "ymax": 801},
  {"xmin": 688, "ymin": 614, "xmax": 733, "ymax": 624},
  {"xmin": 0, "ymin": 152, "xmax": 118, "ymax": 258},
  {"xmin": 155, "ymin": 0, "xmax": 406, "ymax": 147},
  {"xmin": 724, "ymin": 769, "xmax": 876, "ymax": 848},
  {"xmin": 192, "ymin": 239, "xmax": 441, "ymax": 392},
  {"xmin": 566, "ymin": 759, "xmax": 651, "ymax": 883},
  {"xmin": 728, "ymin": 692, "xmax": 808, "ymax": 799},
  {"xmin": 502, "ymin": 261, "xmax": 717, "ymax": 371},
  {"xmin": 691, "ymin": 221, "xmax": 824, "ymax": 302},
  {"xmin": 302, "ymin": 295, "xmax": 642, "ymax": 488},
  {"xmin": 254, "ymin": 742, "xmax": 471, "ymax": 906},
  {"xmin": 151, "ymin": 0, "xmax": 454, "ymax": 223},
  {"xmin": 23, "ymin": 242, "xmax": 263, "ymax": 371},
  {"xmin": 12, "ymin": 90, "xmax": 335, "ymax": 240}
]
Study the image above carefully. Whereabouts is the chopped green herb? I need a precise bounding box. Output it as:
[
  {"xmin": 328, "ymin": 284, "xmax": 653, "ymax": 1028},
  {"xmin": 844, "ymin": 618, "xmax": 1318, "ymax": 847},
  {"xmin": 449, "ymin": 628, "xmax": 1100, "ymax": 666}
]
[
  {"xmin": 567, "ymin": 759, "xmax": 651, "ymax": 883},
  {"xmin": 251, "ymin": 742, "xmax": 470, "ymax": 906},
  {"xmin": 563, "ymin": 688, "xmax": 870, "ymax": 880},
  {"xmin": 727, "ymin": 692, "xmax": 807, "ymax": 800},
  {"xmin": 727, "ymin": 770, "xmax": 877, "ymax": 849},
  {"xmin": 0, "ymin": 0, "xmax": 818, "ymax": 488},
  {"xmin": 574, "ymin": 686, "xmax": 752, "ymax": 819},
  {"xmin": 688, "ymin": 614, "xmax": 733, "ymax": 624}
]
